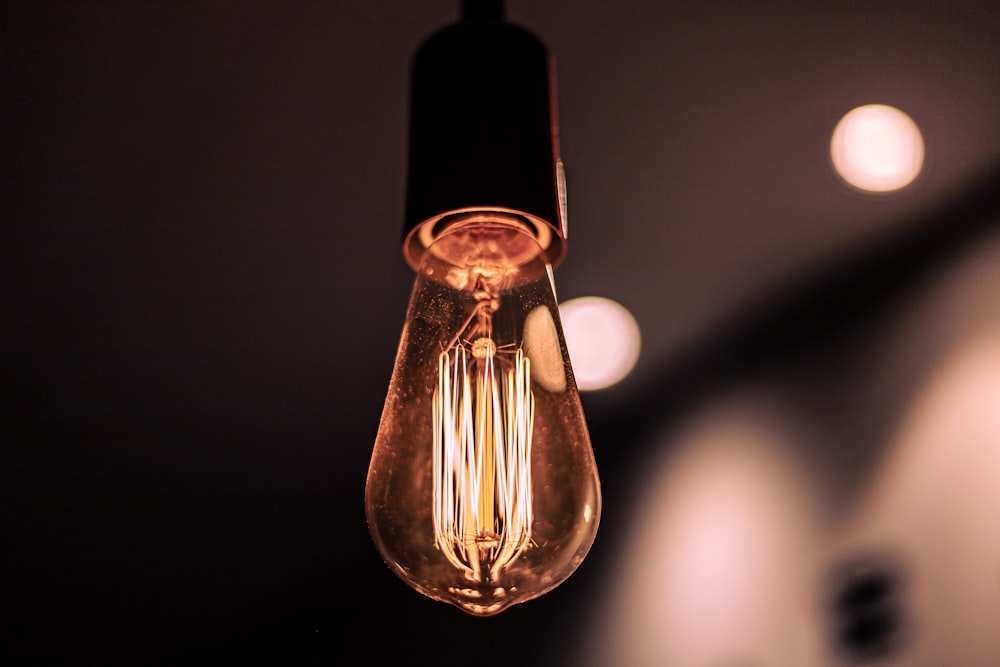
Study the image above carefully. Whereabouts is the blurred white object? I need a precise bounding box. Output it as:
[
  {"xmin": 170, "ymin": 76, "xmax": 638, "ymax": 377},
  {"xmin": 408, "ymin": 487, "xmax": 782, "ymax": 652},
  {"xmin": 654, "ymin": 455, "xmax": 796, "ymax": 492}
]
[
  {"xmin": 561, "ymin": 296, "xmax": 641, "ymax": 390},
  {"xmin": 831, "ymin": 104, "xmax": 924, "ymax": 192}
]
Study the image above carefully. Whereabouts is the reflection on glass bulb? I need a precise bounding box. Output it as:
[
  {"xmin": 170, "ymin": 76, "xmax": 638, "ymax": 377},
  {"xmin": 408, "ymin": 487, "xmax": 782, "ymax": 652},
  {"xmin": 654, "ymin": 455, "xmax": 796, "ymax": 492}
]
[{"xmin": 366, "ymin": 212, "xmax": 601, "ymax": 617}]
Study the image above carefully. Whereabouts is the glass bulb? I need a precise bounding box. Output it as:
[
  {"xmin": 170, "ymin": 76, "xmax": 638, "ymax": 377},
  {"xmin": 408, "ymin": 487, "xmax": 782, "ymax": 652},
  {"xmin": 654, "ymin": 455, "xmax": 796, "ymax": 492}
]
[{"xmin": 366, "ymin": 212, "xmax": 601, "ymax": 617}]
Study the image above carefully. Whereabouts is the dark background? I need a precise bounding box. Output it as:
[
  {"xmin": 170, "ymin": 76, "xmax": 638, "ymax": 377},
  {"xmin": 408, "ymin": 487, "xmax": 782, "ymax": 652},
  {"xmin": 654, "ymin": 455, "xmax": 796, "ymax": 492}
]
[{"xmin": 4, "ymin": 1, "xmax": 1000, "ymax": 665}]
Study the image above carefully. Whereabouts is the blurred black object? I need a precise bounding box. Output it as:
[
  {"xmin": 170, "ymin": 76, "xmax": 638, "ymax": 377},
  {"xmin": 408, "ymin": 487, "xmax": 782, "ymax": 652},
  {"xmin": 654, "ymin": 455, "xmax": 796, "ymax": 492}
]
[{"xmin": 829, "ymin": 554, "xmax": 908, "ymax": 662}]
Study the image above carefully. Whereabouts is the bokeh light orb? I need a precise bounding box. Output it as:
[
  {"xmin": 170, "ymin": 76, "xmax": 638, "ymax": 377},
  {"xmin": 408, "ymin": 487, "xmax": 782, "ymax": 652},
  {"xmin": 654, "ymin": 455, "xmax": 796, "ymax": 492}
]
[
  {"xmin": 830, "ymin": 104, "xmax": 924, "ymax": 192},
  {"xmin": 560, "ymin": 296, "xmax": 641, "ymax": 391}
]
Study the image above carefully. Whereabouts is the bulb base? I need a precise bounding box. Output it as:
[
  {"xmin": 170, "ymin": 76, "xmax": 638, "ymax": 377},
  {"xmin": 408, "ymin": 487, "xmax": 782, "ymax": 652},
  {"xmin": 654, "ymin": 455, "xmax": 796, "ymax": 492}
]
[{"xmin": 402, "ymin": 15, "xmax": 567, "ymax": 269}]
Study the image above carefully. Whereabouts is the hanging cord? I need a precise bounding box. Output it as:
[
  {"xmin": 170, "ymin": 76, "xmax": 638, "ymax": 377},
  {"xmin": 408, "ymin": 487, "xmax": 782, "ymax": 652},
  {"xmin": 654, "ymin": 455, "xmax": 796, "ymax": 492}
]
[{"xmin": 462, "ymin": 0, "xmax": 505, "ymax": 22}]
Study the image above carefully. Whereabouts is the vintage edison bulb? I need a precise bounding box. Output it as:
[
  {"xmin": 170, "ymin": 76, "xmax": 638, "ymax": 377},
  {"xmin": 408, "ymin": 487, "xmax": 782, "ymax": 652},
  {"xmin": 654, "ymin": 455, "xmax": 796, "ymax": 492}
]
[{"xmin": 366, "ymin": 211, "xmax": 601, "ymax": 616}]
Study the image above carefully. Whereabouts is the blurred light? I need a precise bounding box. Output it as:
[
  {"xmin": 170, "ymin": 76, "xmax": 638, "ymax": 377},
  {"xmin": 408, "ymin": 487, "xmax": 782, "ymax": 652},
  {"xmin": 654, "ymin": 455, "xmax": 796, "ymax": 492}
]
[
  {"xmin": 830, "ymin": 104, "xmax": 924, "ymax": 192},
  {"xmin": 584, "ymin": 405, "xmax": 826, "ymax": 666},
  {"xmin": 843, "ymin": 332, "xmax": 1000, "ymax": 664},
  {"xmin": 560, "ymin": 296, "xmax": 640, "ymax": 390}
]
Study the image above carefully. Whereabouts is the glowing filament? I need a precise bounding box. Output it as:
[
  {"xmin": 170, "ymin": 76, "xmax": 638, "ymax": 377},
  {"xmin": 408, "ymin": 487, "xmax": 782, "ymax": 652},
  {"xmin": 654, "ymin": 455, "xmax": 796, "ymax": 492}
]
[{"xmin": 432, "ymin": 340, "xmax": 535, "ymax": 583}]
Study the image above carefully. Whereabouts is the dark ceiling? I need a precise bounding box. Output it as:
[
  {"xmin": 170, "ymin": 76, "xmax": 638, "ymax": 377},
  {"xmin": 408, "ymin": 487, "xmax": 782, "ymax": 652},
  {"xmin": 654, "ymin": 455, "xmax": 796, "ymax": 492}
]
[{"xmin": 4, "ymin": 1, "xmax": 1000, "ymax": 664}]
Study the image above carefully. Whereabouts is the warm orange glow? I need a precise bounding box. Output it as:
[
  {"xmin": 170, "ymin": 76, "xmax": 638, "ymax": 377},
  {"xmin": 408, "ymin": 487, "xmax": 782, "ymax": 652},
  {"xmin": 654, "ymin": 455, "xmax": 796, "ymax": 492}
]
[
  {"xmin": 830, "ymin": 104, "xmax": 924, "ymax": 192},
  {"xmin": 367, "ymin": 214, "xmax": 601, "ymax": 617},
  {"xmin": 433, "ymin": 345, "xmax": 535, "ymax": 582}
]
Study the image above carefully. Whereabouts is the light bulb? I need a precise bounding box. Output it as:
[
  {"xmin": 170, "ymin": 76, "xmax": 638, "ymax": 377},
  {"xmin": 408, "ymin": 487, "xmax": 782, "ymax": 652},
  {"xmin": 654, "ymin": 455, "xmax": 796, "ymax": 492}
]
[
  {"xmin": 366, "ymin": 211, "xmax": 600, "ymax": 616},
  {"xmin": 365, "ymin": 1, "xmax": 600, "ymax": 616}
]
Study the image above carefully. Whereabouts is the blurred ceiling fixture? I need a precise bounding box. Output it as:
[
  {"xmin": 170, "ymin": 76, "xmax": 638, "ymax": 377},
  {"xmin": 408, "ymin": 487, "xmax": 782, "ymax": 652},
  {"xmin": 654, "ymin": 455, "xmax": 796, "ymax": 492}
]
[{"xmin": 830, "ymin": 104, "xmax": 925, "ymax": 193}]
